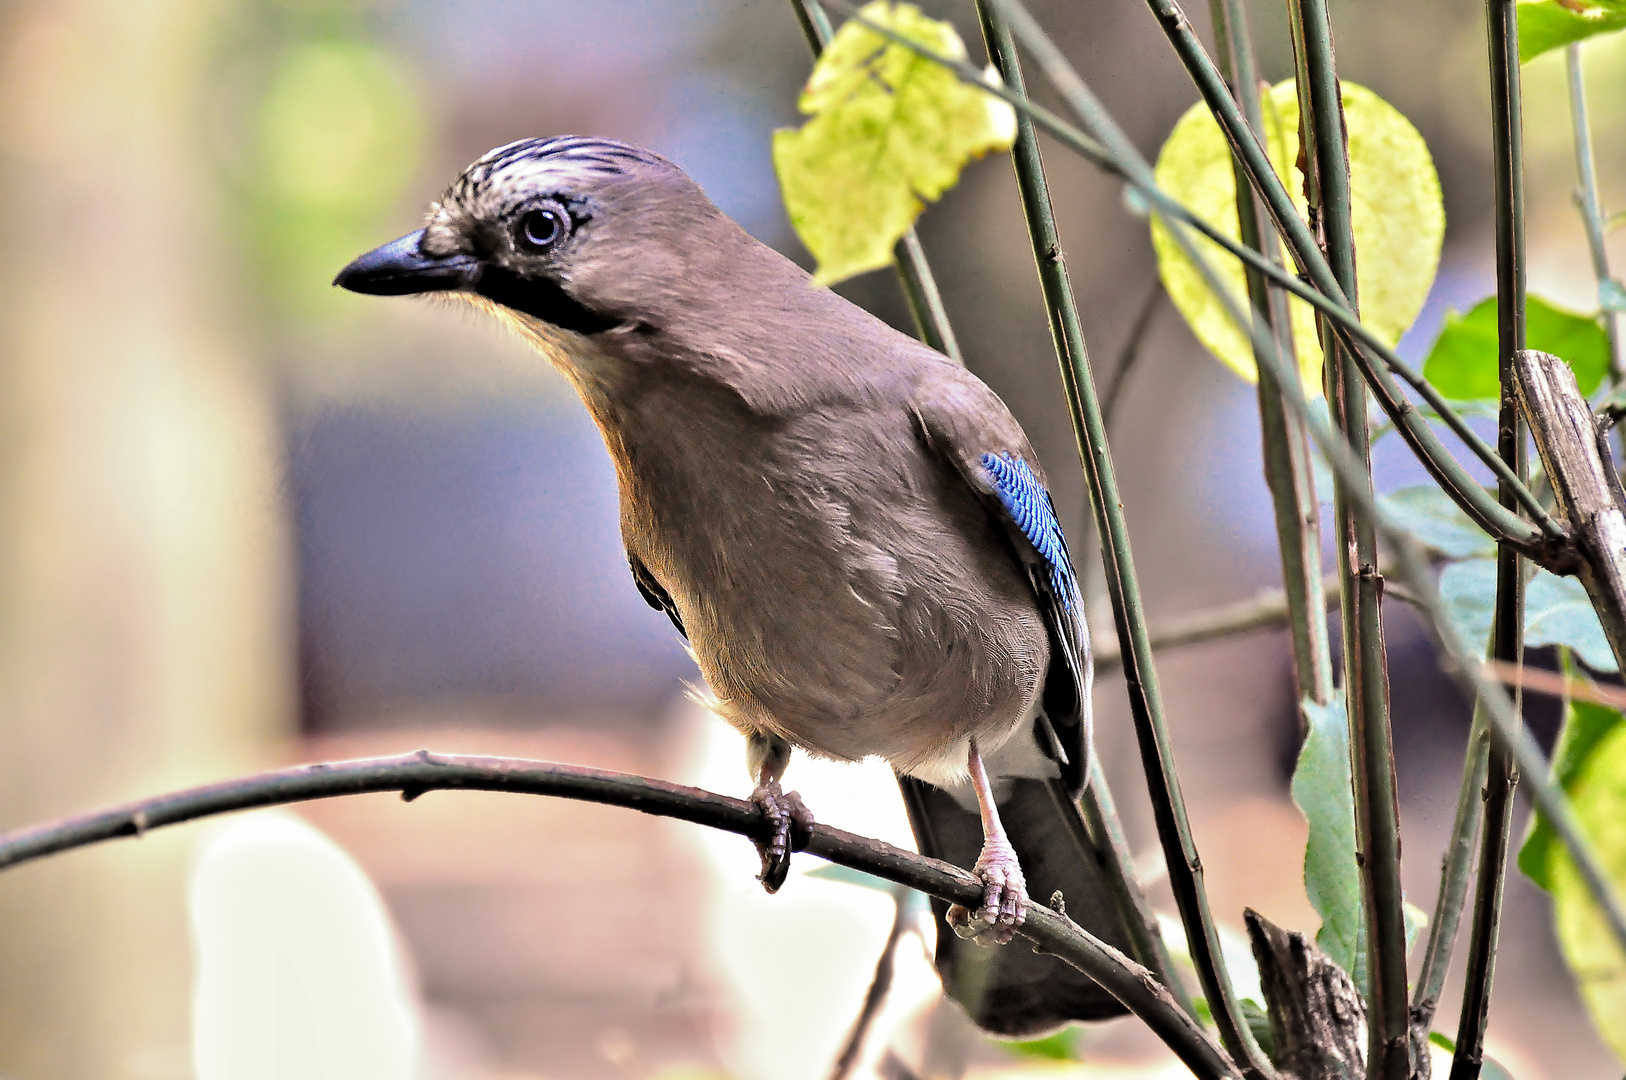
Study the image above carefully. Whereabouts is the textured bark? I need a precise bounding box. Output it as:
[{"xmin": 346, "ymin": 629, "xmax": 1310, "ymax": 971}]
[
  {"xmin": 1244, "ymin": 909, "xmax": 1365, "ymax": 1080},
  {"xmin": 1514, "ymin": 349, "xmax": 1626, "ymax": 672}
]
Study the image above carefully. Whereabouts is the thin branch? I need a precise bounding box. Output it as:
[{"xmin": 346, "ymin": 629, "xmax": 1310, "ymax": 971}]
[
  {"xmin": 1103, "ymin": 277, "xmax": 1165, "ymax": 429},
  {"xmin": 980, "ymin": 3, "xmax": 1275, "ymax": 1075},
  {"xmin": 0, "ymin": 751, "xmax": 1240, "ymax": 1080},
  {"xmin": 1567, "ymin": 43, "xmax": 1622, "ymax": 384},
  {"xmin": 789, "ymin": 0, "xmax": 963, "ymax": 363},
  {"xmin": 1454, "ymin": 14, "xmax": 1533, "ymax": 1071},
  {"xmin": 971, "ymin": 0, "xmax": 1197, "ymax": 1024},
  {"xmin": 1282, "ymin": 5, "xmax": 1411, "ymax": 1063},
  {"xmin": 1209, "ymin": 0, "xmax": 1333, "ymax": 711},
  {"xmin": 1484, "ymin": 659, "xmax": 1626, "ymax": 709},
  {"xmin": 830, "ymin": 884, "xmax": 916, "ymax": 1080},
  {"xmin": 1089, "ymin": 571, "xmax": 1425, "ymax": 671},
  {"xmin": 1411, "ymin": 700, "xmax": 1490, "ymax": 1028}
]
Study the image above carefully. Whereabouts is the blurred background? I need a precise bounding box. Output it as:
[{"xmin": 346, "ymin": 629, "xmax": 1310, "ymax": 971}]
[{"xmin": 0, "ymin": 0, "xmax": 1622, "ymax": 1076}]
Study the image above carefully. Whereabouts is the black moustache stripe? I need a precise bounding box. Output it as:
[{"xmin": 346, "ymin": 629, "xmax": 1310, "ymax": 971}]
[{"xmin": 474, "ymin": 266, "xmax": 620, "ymax": 335}]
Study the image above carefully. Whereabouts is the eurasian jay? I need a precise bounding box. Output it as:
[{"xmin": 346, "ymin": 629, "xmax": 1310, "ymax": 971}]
[{"xmin": 336, "ymin": 137, "xmax": 1136, "ymax": 1035}]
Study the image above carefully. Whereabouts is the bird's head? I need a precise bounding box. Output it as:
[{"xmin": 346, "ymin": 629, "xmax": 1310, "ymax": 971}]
[{"xmin": 335, "ymin": 136, "xmax": 731, "ymax": 339}]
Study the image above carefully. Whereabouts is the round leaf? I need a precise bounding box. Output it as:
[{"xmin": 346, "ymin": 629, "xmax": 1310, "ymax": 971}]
[{"xmin": 1151, "ymin": 81, "xmax": 1444, "ymax": 392}]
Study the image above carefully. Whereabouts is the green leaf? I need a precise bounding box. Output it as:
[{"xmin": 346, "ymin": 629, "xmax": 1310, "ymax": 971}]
[
  {"xmin": 1423, "ymin": 295, "xmax": 1611, "ymax": 400},
  {"xmin": 1380, "ymin": 485, "xmax": 1498, "ymax": 559},
  {"xmin": 1152, "ymin": 81, "xmax": 1443, "ymax": 393},
  {"xmin": 1439, "ymin": 560, "xmax": 1619, "ymax": 672},
  {"xmin": 1517, "ymin": 0, "xmax": 1626, "ymax": 63},
  {"xmin": 1006, "ymin": 1027, "xmax": 1082, "ymax": 1061},
  {"xmin": 1292, "ymin": 691, "xmax": 1367, "ymax": 990},
  {"xmin": 772, "ymin": 1, "xmax": 1016, "ymax": 285},
  {"xmin": 1521, "ymin": 675, "xmax": 1626, "ymax": 1060}
]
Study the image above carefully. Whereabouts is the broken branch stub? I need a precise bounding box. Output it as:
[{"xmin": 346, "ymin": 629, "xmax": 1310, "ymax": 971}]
[
  {"xmin": 1244, "ymin": 909, "xmax": 1366, "ymax": 1080},
  {"xmin": 1512, "ymin": 348, "xmax": 1626, "ymax": 674}
]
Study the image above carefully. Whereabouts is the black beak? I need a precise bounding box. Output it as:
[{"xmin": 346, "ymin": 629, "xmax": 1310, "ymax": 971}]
[{"xmin": 333, "ymin": 229, "xmax": 479, "ymax": 296}]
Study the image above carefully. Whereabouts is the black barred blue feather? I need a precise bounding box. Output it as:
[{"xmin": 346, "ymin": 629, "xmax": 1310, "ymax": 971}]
[{"xmin": 980, "ymin": 453, "xmax": 1079, "ymax": 611}]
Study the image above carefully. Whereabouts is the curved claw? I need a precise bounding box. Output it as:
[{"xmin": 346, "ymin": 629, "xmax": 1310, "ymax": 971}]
[{"xmin": 751, "ymin": 780, "xmax": 813, "ymax": 893}]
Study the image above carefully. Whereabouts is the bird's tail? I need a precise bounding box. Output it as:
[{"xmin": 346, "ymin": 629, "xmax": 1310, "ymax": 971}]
[{"xmin": 897, "ymin": 773, "xmax": 1136, "ymax": 1036}]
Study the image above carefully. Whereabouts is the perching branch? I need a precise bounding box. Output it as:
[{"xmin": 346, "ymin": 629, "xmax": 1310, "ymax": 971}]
[{"xmin": 0, "ymin": 751, "xmax": 1240, "ymax": 1080}]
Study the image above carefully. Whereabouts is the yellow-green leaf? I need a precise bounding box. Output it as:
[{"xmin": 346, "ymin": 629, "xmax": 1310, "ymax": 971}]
[
  {"xmin": 1151, "ymin": 81, "xmax": 1444, "ymax": 392},
  {"xmin": 772, "ymin": 1, "xmax": 1016, "ymax": 285},
  {"xmin": 1543, "ymin": 715, "xmax": 1626, "ymax": 1060}
]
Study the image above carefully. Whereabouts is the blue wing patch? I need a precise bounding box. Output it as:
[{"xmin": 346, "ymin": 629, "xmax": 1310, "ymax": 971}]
[{"xmin": 980, "ymin": 453, "xmax": 1078, "ymax": 610}]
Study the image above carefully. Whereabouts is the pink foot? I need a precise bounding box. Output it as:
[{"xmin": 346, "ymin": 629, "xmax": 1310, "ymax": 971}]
[{"xmin": 946, "ymin": 836, "xmax": 1028, "ymax": 945}]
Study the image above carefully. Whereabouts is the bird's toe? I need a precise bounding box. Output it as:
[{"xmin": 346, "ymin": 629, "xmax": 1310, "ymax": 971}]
[
  {"xmin": 948, "ymin": 838, "xmax": 1028, "ymax": 946},
  {"xmin": 750, "ymin": 780, "xmax": 813, "ymax": 893}
]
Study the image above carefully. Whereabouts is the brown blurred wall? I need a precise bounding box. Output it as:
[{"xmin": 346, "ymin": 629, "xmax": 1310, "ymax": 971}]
[{"xmin": 0, "ymin": 1, "xmax": 294, "ymax": 1076}]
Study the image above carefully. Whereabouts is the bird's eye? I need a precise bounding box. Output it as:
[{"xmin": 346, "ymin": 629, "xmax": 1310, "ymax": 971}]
[{"xmin": 516, "ymin": 205, "xmax": 567, "ymax": 252}]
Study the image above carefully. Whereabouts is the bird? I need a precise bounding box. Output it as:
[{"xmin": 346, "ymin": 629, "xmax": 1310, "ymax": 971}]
[{"xmin": 335, "ymin": 135, "xmax": 1138, "ymax": 1035}]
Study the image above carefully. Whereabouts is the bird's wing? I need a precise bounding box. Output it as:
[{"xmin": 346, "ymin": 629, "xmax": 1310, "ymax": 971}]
[
  {"xmin": 629, "ymin": 554, "xmax": 687, "ymax": 640},
  {"xmin": 912, "ymin": 368, "xmax": 1093, "ymax": 796}
]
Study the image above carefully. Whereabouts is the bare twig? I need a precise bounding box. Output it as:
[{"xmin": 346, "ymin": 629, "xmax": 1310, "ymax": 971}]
[
  {"xmin": 1209, "ymin": 0, "xmax": 1332, "ymax": 713},
  {"xmin": 0, "ymin": 750, "xmax": 1240, "ymax": 1079},
  {"xmin": 1090, "ymin": 571, "xmax": 1422, "ymax": 670},
  {"xmin": 1453, "ymin": 8, "xmax": 1533, "ymax": 1075},
  {"xmin": 1484, "ymin": 659, "xmax": 1626, "ymax": 709},
  {"xmin": 829, "ymin": 885, "xmax": 916, "ymax": 1080},
  {"xmin": 1412, "ymin": 699, "xmax": 1490, "ymax": 1030},
  {"xmin": 1102, "ymin": 278, "xmax": 1165, "ymax": 428},
  {"xmin": 1566, "ymin": 43, "xmax": 1622, "ymax": 384}
]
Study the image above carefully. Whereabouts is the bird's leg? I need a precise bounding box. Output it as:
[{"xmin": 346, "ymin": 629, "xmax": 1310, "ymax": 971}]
[
  {"xmin": 747, "ymin": 730, "xmax": 813, "ymax": 893},
  {"xmin": 946, "ymin": 737, "xmax": 1027, "ymax": 945}
]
